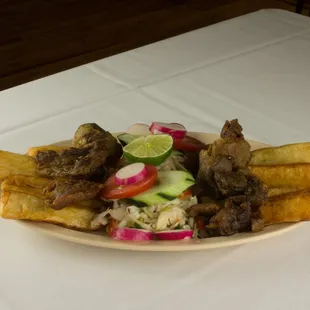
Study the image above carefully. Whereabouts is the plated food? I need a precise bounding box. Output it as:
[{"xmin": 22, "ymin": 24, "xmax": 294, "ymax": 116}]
[{"xmin": 1, "ymin": 120, "xmax": 310, "ymax": 243}]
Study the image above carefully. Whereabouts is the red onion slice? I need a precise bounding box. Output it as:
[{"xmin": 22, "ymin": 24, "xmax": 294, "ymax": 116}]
[
  {"xmin": 155, "ymin": 229, "xmax": 193, "ymax": 240},
  {"xmin": 115, "ymin": 163, "xmax": 148, "ymax": 185},
  {"xmin": 111, "ymin": 228, "xmax": 153, "ymax": 241},
  {"xmin": 149, "ymin": 122, "xmax": 187, "ymax": 139}
]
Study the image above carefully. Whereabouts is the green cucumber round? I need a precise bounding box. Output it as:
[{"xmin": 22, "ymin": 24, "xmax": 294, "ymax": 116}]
[{"xmin": 129, "ymin": 170, "xmax": 195, "ymax": 206}]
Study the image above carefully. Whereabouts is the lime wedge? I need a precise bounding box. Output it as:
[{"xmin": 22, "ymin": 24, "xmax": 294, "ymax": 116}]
[{"xmin": 123, "ymin": 135, "xmax": 173, "ymax": 166}]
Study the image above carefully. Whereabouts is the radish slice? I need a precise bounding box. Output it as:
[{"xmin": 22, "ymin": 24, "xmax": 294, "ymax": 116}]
[
  {"xmin": 115, "ymin": 163, "xmax": 148, "ymax": 185},
  {"xmin": 150, "ymin": 122, "xmax": 187, "ymax": 139},
  {"xmin": 155, "ymin": 230, "xmax": 193, "ymax": 240},
  {"xmin": 111, "ymin": 228, "xmax": 153, "ymax": 241},
  {"xmin": 127, "ymin": 123, "xmax": 151, "ymax": 135}
]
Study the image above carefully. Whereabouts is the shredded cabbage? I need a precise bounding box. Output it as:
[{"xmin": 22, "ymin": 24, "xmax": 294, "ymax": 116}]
[
  {"xmin": 92, "ymin": 195, "xmax": 198, "ymax": 232},
  {"xmin": 157, "ymin": 152, "xmax": 187, "ymax": 172},
  {"xmin": 123, "ymin": 196, "xmax": 197, "ymax": 232}
]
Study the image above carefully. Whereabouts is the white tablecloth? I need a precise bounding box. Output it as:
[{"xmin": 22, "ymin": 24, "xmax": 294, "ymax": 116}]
[{"xmin": 1, "ymin": 9, "xmax": 310, "ymax": 310}]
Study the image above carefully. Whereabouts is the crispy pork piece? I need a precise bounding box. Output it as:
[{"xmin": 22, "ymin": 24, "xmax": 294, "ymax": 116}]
[
  {"xmin": 43, "ymin": 178, "xmax": 103, "ymax": 210},
  {"xmin": 0, "ymin": 191, "xmax": 101, "ymax": 230},
  {"xmin": 251, "ymin": 210, "xmax": 265, "ymax": 232},
  {"xmin": 73, "ymin": 123, "xmax": 108, "ymax": 147},
  {"xmin": 214, "ymin": 170, "xmax": 248, "ymax": 196},
  {"xmin": 209, "ymin": 120, "xmax": 251, "ymax": 170},
  {"xmin": 205, "ymin": 195, "xmax": 252, "ymax": 236},
  {"xmin": 195, "ymin": 119, "xmax": 267, "ymax": 237},
  {"xmin": 250, "ymin": 142, "xmax": 310, "ymax": 165},
  {"xmin": 197, "ymin": 119, "xmax": 261, "ymax": 198},
  {"xmin": 244, "ymin": 175, "xmax": 268, "ymax": 208},
  {"xmin": 187, "ymin": 203, "xmax": 222, "ymax": 218},
  {"xmin": 35, "ymin": 123, "xmax": 120, "ymax": 178},
  {"xmin": 261, "ymin": 190, "xmax": 310, "ymax": 225},
  {"xmin": 249, "ymin": 164, "xmax": 310, "ymax": 190},
  {"xmin": 197, "ymin": 120, "xmax": 252, "ymax": 198},
  {"xmin": 0, "ymin": 151, "xmax": 37, "ymax": 181}
]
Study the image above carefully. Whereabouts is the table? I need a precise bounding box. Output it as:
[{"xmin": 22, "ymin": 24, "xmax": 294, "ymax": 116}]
[{"xmin": 1, "ymin": 9, "xmax": 310, "ymax": 310}]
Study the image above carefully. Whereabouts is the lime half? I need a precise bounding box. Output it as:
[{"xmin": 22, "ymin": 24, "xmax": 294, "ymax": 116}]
[{"xmin": 123, "ymin": 135, "xmax": 173, "ymax": 166}]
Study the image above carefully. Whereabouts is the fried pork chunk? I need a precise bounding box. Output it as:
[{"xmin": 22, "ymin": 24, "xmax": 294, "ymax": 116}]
[
  {"xmin": 35, "ymin": 123, "xmax": 120, "ymax": 178},
  {"xmin": 192, "ymin": 119, "xmax": 267, "ymax": 237}
]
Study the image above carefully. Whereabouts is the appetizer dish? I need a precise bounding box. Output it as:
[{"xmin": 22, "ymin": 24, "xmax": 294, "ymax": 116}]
[{"xmin": 1, "ymin": 119, "xmax": 310, "ymax": 242}]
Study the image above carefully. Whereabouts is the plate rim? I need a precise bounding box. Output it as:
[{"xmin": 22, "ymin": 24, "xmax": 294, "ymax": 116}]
[{"xmin": 18, "ymin": 220, "xmax": 302, "ymax": 252}]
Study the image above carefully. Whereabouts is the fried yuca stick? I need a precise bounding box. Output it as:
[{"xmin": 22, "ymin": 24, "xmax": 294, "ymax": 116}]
[
  {"xmin": 249, "ymin": 164, "xmax": 310, "ymax": 189},
  {"xmin": 0, "ymin": 151, "xmax": 37, "ymax": 181},
  {"xmin": 27, "ymin": 145, "xmax": 69, "ymax": 157},
  {"xmin": 1, "ymin": 182, "xmax": 44, "ymax": 199},
  {"xmin": 1, "ymin": 175, "xmax": 51, "ymax": 199},
  {"xmin": 4, "ymin": 174, "xmax": 51, "ymax": 187},
  {"xmin": 0, "ymin": 191, "xmax": 101, "ymax": 230},
  {"xmin": 250, "ymin": 142, "xmax": 310, "ymax": 165},
  {"xmin": 261, "ymin": 190, "xmax": 310, "ymax": 225},
  {"xmin": 2, "ymin": 175, "xmax": 103, "ymax": 209}
]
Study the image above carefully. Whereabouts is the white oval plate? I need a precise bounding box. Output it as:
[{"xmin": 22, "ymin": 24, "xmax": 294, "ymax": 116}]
[{"xmin": 18, "ymin": 131, "xmax": 301, "ymax": 251}]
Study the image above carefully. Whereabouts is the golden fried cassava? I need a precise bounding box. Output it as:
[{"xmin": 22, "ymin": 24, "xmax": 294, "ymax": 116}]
[
  {"xmin": 249, "ymin": 164, "xmax": 310, "ymax": 190},
  {"xmin": 261, "ymin": 190, "xmax": 310, "ymax": 225},
  {"xmin": 250, "ymin": 143, "xmax": 310, "ymax": 165},
  {"xmin": 0, "ymin": 151, "xmax": 37, "ymax": 181}
]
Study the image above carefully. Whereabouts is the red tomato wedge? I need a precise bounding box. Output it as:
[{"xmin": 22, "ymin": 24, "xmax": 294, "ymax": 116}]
[
  {"xmin": 178, "ymin": 189, "xmax": 192, "ymax": 200},
  {"xmin": 173, "ymin": 135, "xmax": 206, "ymax": 152},
  {"xmin": 195, "ymin": 216, "xmax": 205, "ymax": 231},
  {"xmin": 101, "ymin": 164, "xmax": 158, "ymax": 200},
  {"xmin": 107, "ymin": 218, "xmax": 119, "ymax": 237}
]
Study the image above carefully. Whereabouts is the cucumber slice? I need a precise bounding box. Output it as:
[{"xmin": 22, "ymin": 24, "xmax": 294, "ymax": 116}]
[
  {"xmin": 130, "ymin": 170, "xmax": 195, "ymax": 206},
  {"xmin": 118, "ymin": 133, "xmax": 142, "ymax": 146}
]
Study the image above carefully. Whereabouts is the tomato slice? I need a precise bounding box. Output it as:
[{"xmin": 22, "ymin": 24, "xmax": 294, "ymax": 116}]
[
  {"xmin": 173, "ymin": 135, "xmax": 206, "ymax": 152},
  {"xmin": 107, "ymin": 218, "xmax": 119, "ymax": 237},
  {"xmin": 195, "ymin": 216, "xmax": 205, "ymax": 231},
  {"xmin": 100, "ymin": 164, "xmax": 158, "ymax": 200},
  {"xmin": 178, "ymin": 189, "xmax": 192, "ymax": 200}
]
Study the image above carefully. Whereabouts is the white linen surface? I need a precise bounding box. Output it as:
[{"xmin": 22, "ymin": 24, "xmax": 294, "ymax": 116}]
[{"xmin": 1, "ymin": 9, "xmax": 310, "ymax": 310}]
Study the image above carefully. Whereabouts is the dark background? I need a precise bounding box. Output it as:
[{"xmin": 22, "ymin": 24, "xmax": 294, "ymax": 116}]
[{"xmin": 0, "ymin": 0, "xmax": 301, "ymax": 91}]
